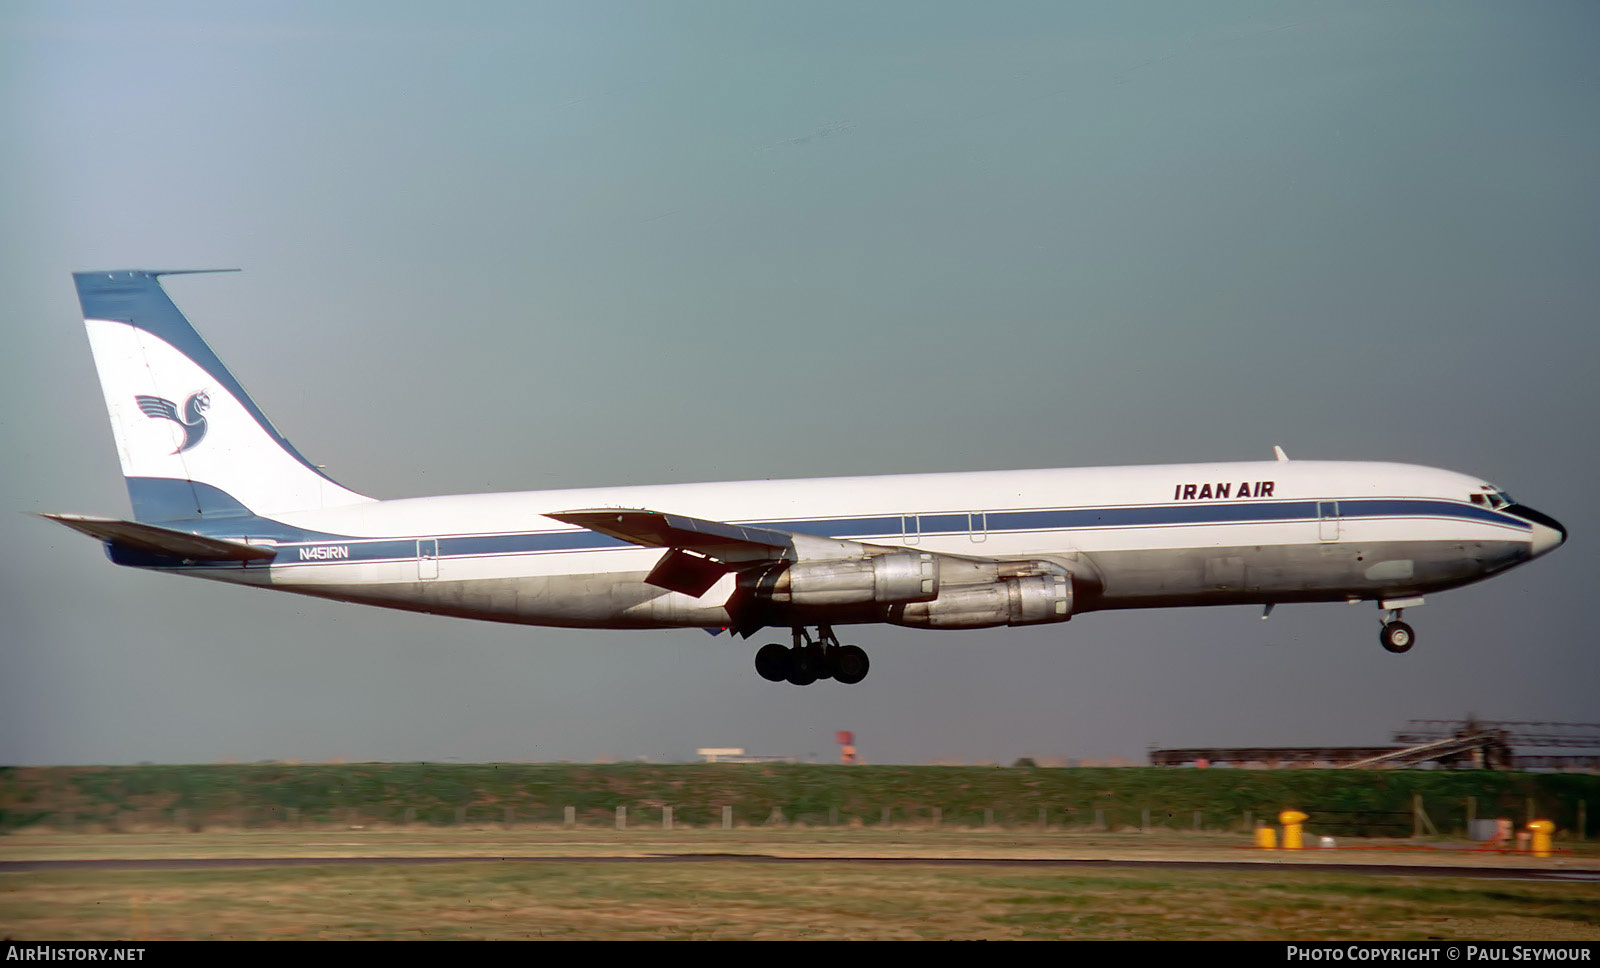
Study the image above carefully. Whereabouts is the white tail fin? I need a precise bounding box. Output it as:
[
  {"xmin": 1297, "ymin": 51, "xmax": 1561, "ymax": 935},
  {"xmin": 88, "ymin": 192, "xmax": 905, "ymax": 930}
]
[{"xmin": 74, "ymin": 270, "xmax": 373, "ymax": 522}]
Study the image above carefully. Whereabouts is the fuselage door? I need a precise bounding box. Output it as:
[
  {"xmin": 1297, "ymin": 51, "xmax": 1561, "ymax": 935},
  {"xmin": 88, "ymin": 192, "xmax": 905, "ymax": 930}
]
[
  {"xmin": 418, "ymin": 538, "xmax": 439, "ymax": 580},
  {"xmin": 1318, "ymin": 501, "xmax": 1340, "ymax": 542},
  {"xmin": 902, "ymin": 514, "xmax": 921, "ymax": 545},
  {"xmin": 969, "ymin": 511, "xmax": 987, "ymax": 544}
]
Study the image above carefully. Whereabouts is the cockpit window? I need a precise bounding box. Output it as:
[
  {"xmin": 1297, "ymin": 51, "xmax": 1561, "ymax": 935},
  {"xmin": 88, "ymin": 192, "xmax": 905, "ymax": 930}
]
[{"xmin": 1473, "ymin": 488, "xmax": 1513, "ymax": 509}]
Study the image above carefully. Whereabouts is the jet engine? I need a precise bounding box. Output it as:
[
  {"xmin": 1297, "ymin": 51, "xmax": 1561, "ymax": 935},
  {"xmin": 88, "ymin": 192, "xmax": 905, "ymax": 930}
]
[
  {"xmin": 742, "ymin": 552, "xmax": 940, "ymax": 607},
  {"xmin": 889, "ymin": 566, "xmax": 1074, "ymax": 629}
]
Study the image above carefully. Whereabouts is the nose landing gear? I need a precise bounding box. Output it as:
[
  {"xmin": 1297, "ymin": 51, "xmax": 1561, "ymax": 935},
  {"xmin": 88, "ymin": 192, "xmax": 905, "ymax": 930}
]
[
  {"xmin": 753, "ymin": 625, "xmax": 870, "ymax": 685},
  {"xmin": 1380, "ymin": 606, "xmax": 1416, "ymax": 654}
]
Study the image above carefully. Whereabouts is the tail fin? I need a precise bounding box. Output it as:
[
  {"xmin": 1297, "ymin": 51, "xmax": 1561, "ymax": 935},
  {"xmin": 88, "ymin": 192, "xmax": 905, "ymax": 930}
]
[{"xmin": 74, "ymin": 270, "xmax": 373, "ymax": 522}]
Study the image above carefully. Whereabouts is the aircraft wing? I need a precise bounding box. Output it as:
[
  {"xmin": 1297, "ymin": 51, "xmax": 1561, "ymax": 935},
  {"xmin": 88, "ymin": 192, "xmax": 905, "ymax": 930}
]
[
  {"xmin": 38, "ymin": 513, "xmax": 277, "ymax": 562},
  {"xmin": 546, "ymin": 509, "xmax": 794, "ymax": 561},
  {"xmin": 545, "ymin": 507, "xmax": 1084, "ymax": 640},
  {"xmin": 547, "ymin": 508, "xmax": 866, "ymax": 598}
]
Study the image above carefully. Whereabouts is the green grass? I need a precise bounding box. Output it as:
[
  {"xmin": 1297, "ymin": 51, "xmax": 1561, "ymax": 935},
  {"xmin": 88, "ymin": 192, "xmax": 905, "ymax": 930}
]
[{"xmin": 4, "ymin": 764, "xmax": 1597, "ymax": 838}]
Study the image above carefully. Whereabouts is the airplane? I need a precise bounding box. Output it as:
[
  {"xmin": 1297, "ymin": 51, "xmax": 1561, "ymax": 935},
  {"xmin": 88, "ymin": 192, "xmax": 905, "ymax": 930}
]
[{"xmin": 42, "ymin": 269, "xmax": 1567, "ymax": 686}]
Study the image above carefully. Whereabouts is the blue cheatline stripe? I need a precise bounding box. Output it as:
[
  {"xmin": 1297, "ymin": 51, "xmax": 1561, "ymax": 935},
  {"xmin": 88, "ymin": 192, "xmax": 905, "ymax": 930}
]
[
  {"xmin": 241, "ymin": 498, "xmax": 1531, "ymax": 569},
  {"xmin": 760, "ymin": 515, "xmax": 905, "ymax": 538}
]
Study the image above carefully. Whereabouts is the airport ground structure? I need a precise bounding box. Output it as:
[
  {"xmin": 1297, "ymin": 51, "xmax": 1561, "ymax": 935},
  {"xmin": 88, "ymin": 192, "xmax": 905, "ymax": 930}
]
[
  {"xmin": 1150, "ymin": 719, "xmax": 1600, "ymax": 771},
  {"xmin": 2, "ymin": 764, "xmax": 1596, "ymax": 841}
]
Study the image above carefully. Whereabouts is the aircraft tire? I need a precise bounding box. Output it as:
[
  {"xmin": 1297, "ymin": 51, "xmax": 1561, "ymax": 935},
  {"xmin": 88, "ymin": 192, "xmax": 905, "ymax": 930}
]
[
  {"xmin": 755, "ymin": 643, "xmax": 791, "ymax": 681},
  {"xmin": 830, "ymin": 645, "xmax": 870, "ymax": 684},
  {"xmin": 810, "ymin": 644, "xmax": 833, "ymax": 680},
  {"xmin": 786, "ymin": 646, "xmax": 819, "ymax": 686},
  {"xmin": 1380, "ymin": 621, "xmax": 1415, "ymax": 654}
]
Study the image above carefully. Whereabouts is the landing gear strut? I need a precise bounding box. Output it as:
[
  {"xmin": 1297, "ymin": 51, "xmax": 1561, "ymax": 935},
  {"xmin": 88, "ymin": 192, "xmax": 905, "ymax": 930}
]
[
  {"xmin": 752, "ymin": 625, "xmax": 870, "ymax": 685},
  {"xmin": 1379, "ymin": 608, "xmax": 1415, "ymax": 654}
]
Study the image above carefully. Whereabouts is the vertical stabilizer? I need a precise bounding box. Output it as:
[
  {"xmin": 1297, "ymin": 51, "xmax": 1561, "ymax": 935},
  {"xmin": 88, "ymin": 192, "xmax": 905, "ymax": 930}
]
[{"xmin": 74, "ymin": 270, "xmax": 373, "ymax": 522}]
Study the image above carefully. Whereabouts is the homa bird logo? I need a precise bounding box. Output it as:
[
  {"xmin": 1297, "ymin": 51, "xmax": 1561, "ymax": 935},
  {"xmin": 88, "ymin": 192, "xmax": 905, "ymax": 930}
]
[{"xmin": 135, "ymin": 390, "xmax": 211, "ymax": 453}]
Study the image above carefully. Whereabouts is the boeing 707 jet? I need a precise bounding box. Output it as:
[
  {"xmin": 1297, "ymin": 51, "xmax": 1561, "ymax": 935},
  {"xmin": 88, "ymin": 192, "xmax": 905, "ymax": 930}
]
[{"xmin": 42, "ymin": 270, "xmax": 1567, "ymax": 685}]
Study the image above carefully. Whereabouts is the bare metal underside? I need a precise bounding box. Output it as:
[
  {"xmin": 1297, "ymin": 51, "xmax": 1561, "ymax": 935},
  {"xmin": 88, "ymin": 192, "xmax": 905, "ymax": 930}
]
[{"xmin": 181, "ymin": 538, "xmax": 1520, "ymax": 631}]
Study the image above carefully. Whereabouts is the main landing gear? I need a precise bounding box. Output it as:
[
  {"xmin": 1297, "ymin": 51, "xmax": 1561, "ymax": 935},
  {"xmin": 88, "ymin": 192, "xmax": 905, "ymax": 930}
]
[{"xmin": 754, "ymin": 626, "xmax": 870, "ymax": 686}]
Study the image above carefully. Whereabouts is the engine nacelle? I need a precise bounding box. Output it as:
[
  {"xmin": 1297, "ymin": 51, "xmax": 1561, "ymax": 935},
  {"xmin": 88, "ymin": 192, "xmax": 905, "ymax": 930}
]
[
  {"xmin": 747, "ymin": 552, "xmax": 940, "ymax": 607},
  {"xmin": 889, "ymin": 573, "xmax": 1073, "ymax": 629}
]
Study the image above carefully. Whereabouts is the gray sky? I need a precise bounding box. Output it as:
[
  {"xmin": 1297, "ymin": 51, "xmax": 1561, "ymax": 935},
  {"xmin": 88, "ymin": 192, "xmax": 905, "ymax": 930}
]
[{"xmin": 3, "ymin": 1, "xmax": 1596, "ymax": 766}]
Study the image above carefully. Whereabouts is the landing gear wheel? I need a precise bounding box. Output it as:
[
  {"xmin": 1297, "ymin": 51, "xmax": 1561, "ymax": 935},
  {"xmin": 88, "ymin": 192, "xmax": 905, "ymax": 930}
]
[
  {"xmin": 809, "ymin": 644, "xmax": 833, "ymax": 680},
  {"xmin": 786, "ymin": 646, "xmax": 819, "ymax": 686},
  {"xmin": 1380, "ymin": 621, "xmax": 1415, "ymax": 654},
  {"xmin": 755, "ymin": 643, "xmax": 791, "ymax": 681},
  {"xmin": 829, "ymin": 644, "xmax": 870, "ymax": 685}
]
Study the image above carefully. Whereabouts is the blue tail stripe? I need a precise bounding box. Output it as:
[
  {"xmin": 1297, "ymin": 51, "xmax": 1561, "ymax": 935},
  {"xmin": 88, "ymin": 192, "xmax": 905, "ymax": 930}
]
[
  {"xmin": 73, "ymin": 270, "xmax": 338, "ymax": 488},
  {"xmin": 127, "ymin": 477, "xmax": 256, "ymax": 523}
]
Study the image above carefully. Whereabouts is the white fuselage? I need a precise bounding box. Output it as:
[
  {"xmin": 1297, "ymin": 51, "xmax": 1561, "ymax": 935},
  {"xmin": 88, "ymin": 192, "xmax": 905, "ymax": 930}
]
[{"xmin": 149, "ymin": 458, "xmax": 1552, "ymax": 631}]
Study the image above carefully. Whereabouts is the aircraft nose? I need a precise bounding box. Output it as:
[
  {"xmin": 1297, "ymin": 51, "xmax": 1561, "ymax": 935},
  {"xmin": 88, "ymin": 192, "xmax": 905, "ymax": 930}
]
[{"xmin": 1507, "ymin": 504, "xmax": 1567, "ymax": 558}]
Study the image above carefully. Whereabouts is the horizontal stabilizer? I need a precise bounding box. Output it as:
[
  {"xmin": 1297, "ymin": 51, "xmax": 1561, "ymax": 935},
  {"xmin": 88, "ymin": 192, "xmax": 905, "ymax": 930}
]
[
  {"xmin": 546, "ymin": 509, "xmax": 795, "ymax": 562},
  {"xmin": 38, "ymin": 513, "xmax": 277, "ymax": 562}
]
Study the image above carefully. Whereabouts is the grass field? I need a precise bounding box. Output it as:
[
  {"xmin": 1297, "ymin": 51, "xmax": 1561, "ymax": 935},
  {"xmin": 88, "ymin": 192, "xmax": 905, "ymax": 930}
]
[
  {"xmin": 6, "ymin": 764, "xmax": 1597, "ymax": 839},
  {"xmin": 6, "ymin": 764, "xmax": 1597, "ymax": 940},
  {"xmin": 4, "ymin": 828, "xmax": 1598, "ymax": 940},
  {"xmin": 6, "ymin": 858, "xmax": 1599, "ymax": 940}
]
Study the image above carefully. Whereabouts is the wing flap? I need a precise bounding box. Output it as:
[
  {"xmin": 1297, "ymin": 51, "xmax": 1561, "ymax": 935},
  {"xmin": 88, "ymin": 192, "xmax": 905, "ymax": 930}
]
[
  {"xmin": 38, "ymin": 513, "xmax": 277, "ymax": 562},
  {"xmin": 645, "ymin": 548, "xmax": 734, "ymax": 597}
]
